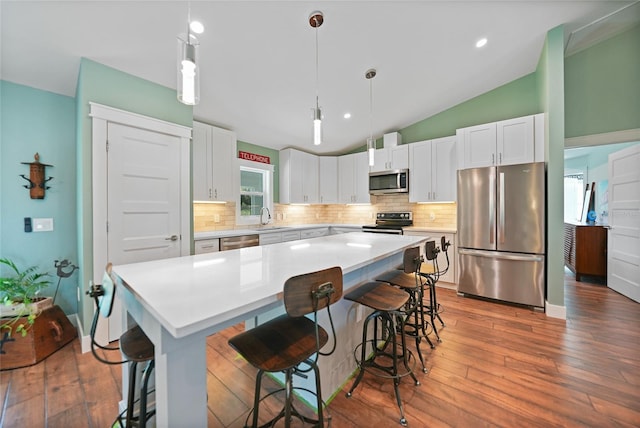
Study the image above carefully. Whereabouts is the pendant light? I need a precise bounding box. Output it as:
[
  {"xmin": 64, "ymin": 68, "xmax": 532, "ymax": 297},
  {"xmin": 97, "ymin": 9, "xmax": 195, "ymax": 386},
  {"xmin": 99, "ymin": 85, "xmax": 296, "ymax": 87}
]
[
  {"xmin": 309, "ymin": 11, "xmax": 324, "ymax": 146},
  {"xmin": 177, "ymin": 3, "xmax": 200, "ymax": 105},
  {"xmin": 366, "ymin": 68, "xmax": 377, "ymax": 166}
]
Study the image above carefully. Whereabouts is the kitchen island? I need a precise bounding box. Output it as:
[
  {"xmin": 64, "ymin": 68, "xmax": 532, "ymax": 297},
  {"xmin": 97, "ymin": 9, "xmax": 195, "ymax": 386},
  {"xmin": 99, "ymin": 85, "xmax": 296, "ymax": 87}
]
[{"xmin": 112, "ymin": 232, "xmax": 427, "ymax": 427}]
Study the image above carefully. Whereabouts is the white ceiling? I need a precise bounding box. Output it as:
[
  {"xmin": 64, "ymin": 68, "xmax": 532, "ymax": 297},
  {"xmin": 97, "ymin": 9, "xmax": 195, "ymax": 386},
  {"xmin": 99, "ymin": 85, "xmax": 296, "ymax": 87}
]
[{"xmin": 1, "ymin": 1, "xmax": 635, "ymax": 155}]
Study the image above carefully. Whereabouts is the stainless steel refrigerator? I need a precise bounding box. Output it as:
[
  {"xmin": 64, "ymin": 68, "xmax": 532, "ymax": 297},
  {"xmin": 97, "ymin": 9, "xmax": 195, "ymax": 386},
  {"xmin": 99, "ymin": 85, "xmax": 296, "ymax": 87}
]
[{"xmin": 457, "ymin": 162, "xmax": 545, "ymax": 308}]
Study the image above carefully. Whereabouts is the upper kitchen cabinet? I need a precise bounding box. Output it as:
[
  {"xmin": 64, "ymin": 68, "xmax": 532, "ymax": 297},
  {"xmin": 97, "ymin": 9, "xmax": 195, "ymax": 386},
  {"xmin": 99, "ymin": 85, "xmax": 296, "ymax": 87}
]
[
  {"xmin": 457, "ymin": 113, "xmax": 544, "ymax": 169},
  {"xmin": 319, "ymin": 156, "xmax": 338, "ymax": 204},
  {"xmin": 338, "ymin": 151, "xmax": 370, "ymax": 204},
  {"xmin": 409, "ymin": 135, "xmax": 457, "ymax": 202},
  {"xmin": 370, "ymin": 145, "xmax": 409, "ymax": 172},
  {"xmin": 192, "ymin": 121, "xmax": 237, "ymax": 202},
  {"xmin": 279, "ymin": 148, "xmax": 319, "ymax": 204}
]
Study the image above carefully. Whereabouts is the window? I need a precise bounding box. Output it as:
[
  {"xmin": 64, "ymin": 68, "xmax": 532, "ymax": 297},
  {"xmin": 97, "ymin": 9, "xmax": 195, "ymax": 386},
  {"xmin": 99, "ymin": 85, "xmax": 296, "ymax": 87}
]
[
  {"xmin": 564, "ymin": 173, "xmax": 584, "ymax": 222},
  {"xmin": 237, "ymin": 159, "xmax": 273, "ymax": 225}
]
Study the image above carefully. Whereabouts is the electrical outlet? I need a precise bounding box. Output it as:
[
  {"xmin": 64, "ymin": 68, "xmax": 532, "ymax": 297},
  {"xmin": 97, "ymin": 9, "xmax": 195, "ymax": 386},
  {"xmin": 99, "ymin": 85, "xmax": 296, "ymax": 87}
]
[
  {"xmin": 430, "ymin": 212, "xmax": 436, "ymax": 221},
  {"xmin": 213, "ymin": 214, "xmax": 220, "ymax": 223}
]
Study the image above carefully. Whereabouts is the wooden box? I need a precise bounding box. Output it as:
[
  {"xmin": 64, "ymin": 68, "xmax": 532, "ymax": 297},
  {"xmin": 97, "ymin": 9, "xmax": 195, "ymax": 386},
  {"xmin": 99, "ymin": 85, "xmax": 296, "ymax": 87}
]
[{"xmin": 1, "ymin": 305, "xmax": 76, "ymax": 370}]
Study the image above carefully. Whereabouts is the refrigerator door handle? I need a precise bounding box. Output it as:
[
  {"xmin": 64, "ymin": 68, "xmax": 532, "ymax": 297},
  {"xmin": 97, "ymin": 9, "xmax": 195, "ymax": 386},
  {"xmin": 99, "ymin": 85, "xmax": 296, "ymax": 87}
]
[
  {"xmin": 489, "ymin": 172, "xmax": 495, "ymax": 244},
  {"xmin": 499, "ymin": 172, "xmax": 505, "ymax": 244},
  {"xmin": 459, "ymin": 248, "xmax": 544, "ymax": 262}
]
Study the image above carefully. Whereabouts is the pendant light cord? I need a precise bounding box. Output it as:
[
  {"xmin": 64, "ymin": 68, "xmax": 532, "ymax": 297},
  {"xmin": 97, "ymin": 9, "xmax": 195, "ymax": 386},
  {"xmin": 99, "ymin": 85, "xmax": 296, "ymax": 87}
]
[
  {"xmin": 315, "ymin": 16, "xmax": 320, "ymax": 109},
  {"xmin": 369, "ymin": 78, "xmax": 373, "ymax": 140}
]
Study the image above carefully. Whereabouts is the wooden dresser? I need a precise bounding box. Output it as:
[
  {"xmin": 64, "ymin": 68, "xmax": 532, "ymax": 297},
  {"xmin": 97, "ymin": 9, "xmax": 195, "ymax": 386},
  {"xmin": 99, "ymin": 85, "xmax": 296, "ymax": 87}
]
[{"xmin": 564, "ymin": 221, "xmax": 608, "ymax": 281}]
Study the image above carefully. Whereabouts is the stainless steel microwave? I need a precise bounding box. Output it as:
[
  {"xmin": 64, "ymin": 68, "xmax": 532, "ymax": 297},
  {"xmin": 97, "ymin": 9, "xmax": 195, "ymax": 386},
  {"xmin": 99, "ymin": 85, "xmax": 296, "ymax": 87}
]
[{"xmin": 369, "ymin": 169, "xmax": 409, "ymax": 195}]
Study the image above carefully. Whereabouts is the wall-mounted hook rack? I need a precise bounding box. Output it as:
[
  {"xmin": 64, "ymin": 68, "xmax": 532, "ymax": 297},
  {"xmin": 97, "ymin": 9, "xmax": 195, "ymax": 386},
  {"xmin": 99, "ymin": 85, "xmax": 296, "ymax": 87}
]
[{"xmin": 20, "ymin": 153, "xmax": 53, "ymax": 199}]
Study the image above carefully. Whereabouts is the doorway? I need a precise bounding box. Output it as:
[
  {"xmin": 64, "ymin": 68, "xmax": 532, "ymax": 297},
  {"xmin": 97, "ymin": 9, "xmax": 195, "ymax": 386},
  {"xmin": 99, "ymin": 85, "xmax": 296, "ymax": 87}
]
[{"xmin": 90, "ymin": 103, "xmax": 191, "ymax": 342}]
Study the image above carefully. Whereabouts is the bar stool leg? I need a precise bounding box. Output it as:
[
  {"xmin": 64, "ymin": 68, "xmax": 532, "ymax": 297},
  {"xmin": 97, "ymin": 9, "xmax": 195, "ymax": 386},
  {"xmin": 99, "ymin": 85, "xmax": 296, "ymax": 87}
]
[
  {"xmin": 252, "ymin": 370, "xmax": 265, "ymax": 427},
  {"xmin": 346, "ymin": 312, "xmax": 377, "ymax": 398},
  {"xmin": 139, "ymin": 360, "xmax": 154, "ymax": 427},
  {"xmin": 126, "ymin": 362, "xmax": 138, "ymax": 426}
]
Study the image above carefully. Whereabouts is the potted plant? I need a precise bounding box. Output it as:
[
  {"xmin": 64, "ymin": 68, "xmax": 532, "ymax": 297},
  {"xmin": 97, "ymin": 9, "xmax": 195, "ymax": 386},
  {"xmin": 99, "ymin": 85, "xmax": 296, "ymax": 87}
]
[{"xmin": 0, "ymin": 257, "xmax": 52, "ymax": 337}]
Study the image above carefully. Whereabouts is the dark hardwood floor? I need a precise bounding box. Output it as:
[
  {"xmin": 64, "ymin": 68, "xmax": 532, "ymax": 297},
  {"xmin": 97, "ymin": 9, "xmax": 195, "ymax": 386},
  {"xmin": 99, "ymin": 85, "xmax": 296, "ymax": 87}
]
[{"xmin": 2, "ymin": 270, "xmax": 639, "ymax": 427}]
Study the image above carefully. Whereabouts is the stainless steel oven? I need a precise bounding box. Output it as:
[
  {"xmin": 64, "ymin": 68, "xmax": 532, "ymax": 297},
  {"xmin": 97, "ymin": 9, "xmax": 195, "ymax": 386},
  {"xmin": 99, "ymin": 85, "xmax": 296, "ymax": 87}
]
[{"xmin": 362, "ymin": 212, "xmax": 413, "ymax": 235}]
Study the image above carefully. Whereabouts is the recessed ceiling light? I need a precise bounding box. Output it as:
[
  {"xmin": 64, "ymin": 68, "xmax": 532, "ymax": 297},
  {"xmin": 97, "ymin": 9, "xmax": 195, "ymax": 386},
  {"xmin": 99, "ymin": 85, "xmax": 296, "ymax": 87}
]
[
  {"xmin": 190, "ymin": 21, "xmax": 205, "ymax": 34},
  {"xmin": 476, "ymin": 38, "xmax": 487, "ymax": 48},
  {"xmin": 343, "ymin": 113, "xmax": 351, "ymax": 119}
]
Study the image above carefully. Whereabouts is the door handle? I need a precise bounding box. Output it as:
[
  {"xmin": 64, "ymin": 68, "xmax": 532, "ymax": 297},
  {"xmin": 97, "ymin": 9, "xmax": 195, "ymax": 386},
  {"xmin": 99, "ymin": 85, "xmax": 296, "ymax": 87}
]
[{"xmin": 165, "ymin": 235, "xmax": 178, "ymax": 241}]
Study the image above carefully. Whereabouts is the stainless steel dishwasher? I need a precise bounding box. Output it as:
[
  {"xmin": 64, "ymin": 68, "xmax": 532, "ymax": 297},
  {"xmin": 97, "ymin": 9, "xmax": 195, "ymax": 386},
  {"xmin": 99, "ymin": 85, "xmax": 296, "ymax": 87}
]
[{"xmin": 219, "ymin": 234, "xmax": 260, "ymax": 251}]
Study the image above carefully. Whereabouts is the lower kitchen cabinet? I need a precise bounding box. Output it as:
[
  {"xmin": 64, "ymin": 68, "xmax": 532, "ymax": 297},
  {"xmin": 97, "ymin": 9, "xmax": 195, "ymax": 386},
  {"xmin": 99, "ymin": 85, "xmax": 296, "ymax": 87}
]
[
  {"xmin": 194, "ymin": 238, "xmax": 220, "ymax": 254},
  {"xmin": 259, "ymin": 232, "xmax": 282, "ymax": 246},
  {"xmin": 403, "ymin": 230, "xmax": 457, "ymax": 285},
  {"xmin": 300, "ymin": 228, "xmax": 329, "ymax": 239}
]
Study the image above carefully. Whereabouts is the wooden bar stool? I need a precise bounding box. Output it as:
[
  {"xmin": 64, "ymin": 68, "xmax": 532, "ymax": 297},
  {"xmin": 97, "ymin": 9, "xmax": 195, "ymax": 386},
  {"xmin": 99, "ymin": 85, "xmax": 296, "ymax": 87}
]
[
  {"xmin": 345, "ymin": 281, "xmax": 420, "ymax": 427},
  {"xmin": 88, "ymin": 263, "xmax": 155, "ymax": 428},
  {"xmin": 228, "ymin": 266, "xmax": 343, "ymax": 428},
  {"xmin": 376, "ymin": 246, "xmax": 434, "ymax": 371}
]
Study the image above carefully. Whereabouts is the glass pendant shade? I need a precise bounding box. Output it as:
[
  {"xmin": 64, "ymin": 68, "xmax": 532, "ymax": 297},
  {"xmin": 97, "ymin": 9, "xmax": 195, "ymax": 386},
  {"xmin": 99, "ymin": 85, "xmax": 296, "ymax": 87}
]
[
  {"xmin": 177, "ymin": 34, "xmax": 200, "ymax": 105},
  {"xmin": 313, "ymin": 106, "xmax": 322, "ymax": 145},
  {"xmin": 367, "ymin": 137, "xmax": 375, "ymax": 166}
]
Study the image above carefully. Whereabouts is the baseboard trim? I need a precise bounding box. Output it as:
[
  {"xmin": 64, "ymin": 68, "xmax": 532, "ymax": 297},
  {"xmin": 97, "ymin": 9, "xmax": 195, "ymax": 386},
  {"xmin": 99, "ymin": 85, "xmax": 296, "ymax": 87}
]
[
  {"xmin": 545, "ymin": 300, "xmax": 567, "ymax": 320},
  {"xmin": 75, "ymin": 314, "xmax": 92, "ymax": 354}
]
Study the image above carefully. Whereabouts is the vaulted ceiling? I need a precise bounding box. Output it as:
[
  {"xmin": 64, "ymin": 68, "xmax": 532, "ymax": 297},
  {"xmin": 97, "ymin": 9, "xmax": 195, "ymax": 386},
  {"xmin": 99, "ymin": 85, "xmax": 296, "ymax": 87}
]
[{"xmin": 1, "ymin": 1, "xmax": 634, "ymax": 154}]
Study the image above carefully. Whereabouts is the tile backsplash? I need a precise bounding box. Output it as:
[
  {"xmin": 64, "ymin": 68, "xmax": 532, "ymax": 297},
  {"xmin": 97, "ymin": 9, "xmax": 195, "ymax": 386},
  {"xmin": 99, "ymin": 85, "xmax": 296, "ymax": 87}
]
[{"xmin": 194, "ymin": 194, "xmax": 456, "ymax": 232}]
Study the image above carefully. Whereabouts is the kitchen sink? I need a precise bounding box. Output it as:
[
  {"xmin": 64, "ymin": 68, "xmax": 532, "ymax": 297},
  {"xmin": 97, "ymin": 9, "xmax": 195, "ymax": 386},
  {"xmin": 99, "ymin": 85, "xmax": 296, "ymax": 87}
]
[{"xmin": 255, "ymin": 226, "xmax": 288, "ymax": 231}]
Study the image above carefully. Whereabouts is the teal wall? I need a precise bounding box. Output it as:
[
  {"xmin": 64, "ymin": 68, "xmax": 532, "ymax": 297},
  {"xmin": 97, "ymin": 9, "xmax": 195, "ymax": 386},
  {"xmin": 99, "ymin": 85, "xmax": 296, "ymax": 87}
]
[
  {"xmin": 565, "ymin": 25, "xmax": 640, "ymax": 138},
  {"xmin": 539, "ymin": 26, "xmax": 566, "ymax": 308},
  {"xmin": 0, "ymin": 81, "xmax": 78, "ymax": 315},
  {"xmin": 237, "ymin": 140, "xmax": 280, "ymax": 203},
  {"xmin": 401, "ymin": 73, "xmax": 541, "ymax": 144},
  {"xmin": 75, "ymin": 58, "xmax": 192, "ymax": 331}
]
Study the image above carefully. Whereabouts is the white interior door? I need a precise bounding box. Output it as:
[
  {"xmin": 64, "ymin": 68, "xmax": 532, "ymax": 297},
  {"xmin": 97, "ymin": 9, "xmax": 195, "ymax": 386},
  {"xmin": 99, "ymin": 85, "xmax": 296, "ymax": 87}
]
[
  {"xmin": 608, "ymin": 144, "xmax": 640, "ymax": 303},
  {"xmin": 107, "ymin": 123, "xmax": 182, "ymax": 264},
  {"xmin": 105, "ymin": 123, "xmax": 183, "ymax": 340}
]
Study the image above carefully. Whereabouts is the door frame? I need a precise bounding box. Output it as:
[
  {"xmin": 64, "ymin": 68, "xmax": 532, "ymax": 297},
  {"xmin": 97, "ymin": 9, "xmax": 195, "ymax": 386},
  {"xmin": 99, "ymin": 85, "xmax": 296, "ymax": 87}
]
[{"xmin": 89, "ymin": 102, "xmax": 191, "ymax": 345}]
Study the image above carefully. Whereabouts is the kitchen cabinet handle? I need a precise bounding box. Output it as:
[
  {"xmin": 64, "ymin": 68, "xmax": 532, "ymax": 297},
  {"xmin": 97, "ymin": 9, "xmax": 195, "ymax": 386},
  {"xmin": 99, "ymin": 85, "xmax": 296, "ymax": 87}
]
[
  {"xmin": 165, "ymin": 235, "xmax": 178, "ymax": 241},
  {"xmin": 492, "ymin": 153, "xmax": 495, "ymax": 165}
]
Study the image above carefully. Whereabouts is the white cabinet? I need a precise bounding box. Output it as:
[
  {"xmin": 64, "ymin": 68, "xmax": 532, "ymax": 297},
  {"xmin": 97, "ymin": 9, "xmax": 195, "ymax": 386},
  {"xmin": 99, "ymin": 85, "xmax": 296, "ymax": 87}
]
[
  {"xmin": 403, "ymin": 231, "xmax": 457, "ymax": 285},
  {"xmin": 409, "ymin": 136, "xmax": 457, "ymax": 203},
  {"xmin": 194, "ymin": 238, "xmax": 219, "ymax": 254},
  {"xmin": 370, "ymin": 145, "xmax": 409, "ymax": 172},
  {"xmin": 319, "ymin": 156, "xmax": 338, "ymax": 204},
  {"xmin": 259, "ymin": 232, "xmax": 282, "ymax": 246},
  {"xmin": 192, "ymin": 121, "xmax": 237, "ymax": 202},
  {"xmin": 280, "ymin": 148, "xmax": 319, "ymax": 204},
  {"xmin": 338, "ymin": 152, "xmax": 370, "ymax": 204},
  {"xmin": 330, "ymin": 226, "xmax": 362, "ymax": 234},
  {"xmin": 281, "ymin": 230, "xmax": 301, "ymax": 242},
  {"xmin": 300, "ymin": 228, "xmax": 329, "ymax": 239},
  {"xmin": 458, "ymin": 114, "xmax": 543, "ymax": 169},
  {"xmin": 259, "ymin": 230, "xmax": 302, "ymax": 245}
]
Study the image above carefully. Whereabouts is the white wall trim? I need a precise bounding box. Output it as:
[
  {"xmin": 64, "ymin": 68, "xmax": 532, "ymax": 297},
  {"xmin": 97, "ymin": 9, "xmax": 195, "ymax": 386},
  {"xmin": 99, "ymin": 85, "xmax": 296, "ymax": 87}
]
[
  {"xmin": 545, "ymin": 299, "xmax": 567, "ymax": 320},
  {"xmin": 75, "ymin": 312, "xmax": 93, "ymax": 354},
  {"xmin": 565, "ymin": 128, "xmax": 640, "ymax": 148},
  {"xmin": 89, "ymin": 102, "xmax": 191, "ymax": 138}
]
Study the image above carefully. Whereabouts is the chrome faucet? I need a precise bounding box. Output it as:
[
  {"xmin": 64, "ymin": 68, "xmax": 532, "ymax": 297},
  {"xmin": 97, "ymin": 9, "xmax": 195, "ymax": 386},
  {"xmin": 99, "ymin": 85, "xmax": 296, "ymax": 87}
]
[{"xmin": 260, "ymin": 207, "xmax": 271, "ymax": 225}]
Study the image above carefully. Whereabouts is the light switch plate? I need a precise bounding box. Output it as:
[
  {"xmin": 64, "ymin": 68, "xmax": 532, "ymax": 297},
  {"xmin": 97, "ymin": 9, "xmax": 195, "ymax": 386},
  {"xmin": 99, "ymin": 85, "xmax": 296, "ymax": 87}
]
[{"xmin": 33, "ymin": 218, "xmax": 54, "ymax": 232}]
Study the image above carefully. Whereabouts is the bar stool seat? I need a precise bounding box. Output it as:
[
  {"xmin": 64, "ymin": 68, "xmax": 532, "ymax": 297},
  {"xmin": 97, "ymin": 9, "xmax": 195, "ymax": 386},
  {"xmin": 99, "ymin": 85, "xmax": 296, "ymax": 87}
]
[
  {"xmin": 228, "ymin": 266, "xmax": 343, "ymax": 428},
  {"xmin": 345, "ymin": 281, "xmax": 419, "ymax": 426}
]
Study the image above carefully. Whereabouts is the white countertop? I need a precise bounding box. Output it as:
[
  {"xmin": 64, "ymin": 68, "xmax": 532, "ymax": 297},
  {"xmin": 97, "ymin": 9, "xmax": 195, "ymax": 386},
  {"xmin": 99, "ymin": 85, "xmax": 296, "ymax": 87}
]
[
  {"xmin": 404, "ymin": 226, "xmax": 457, "ymax": 233},
  {"xmin": 113, "ymin": 232, "xmax": 425, "ymax": 339},
  {"xmin": 194, "ymin": 224, "xmax": 363, "ymax": 240}
]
